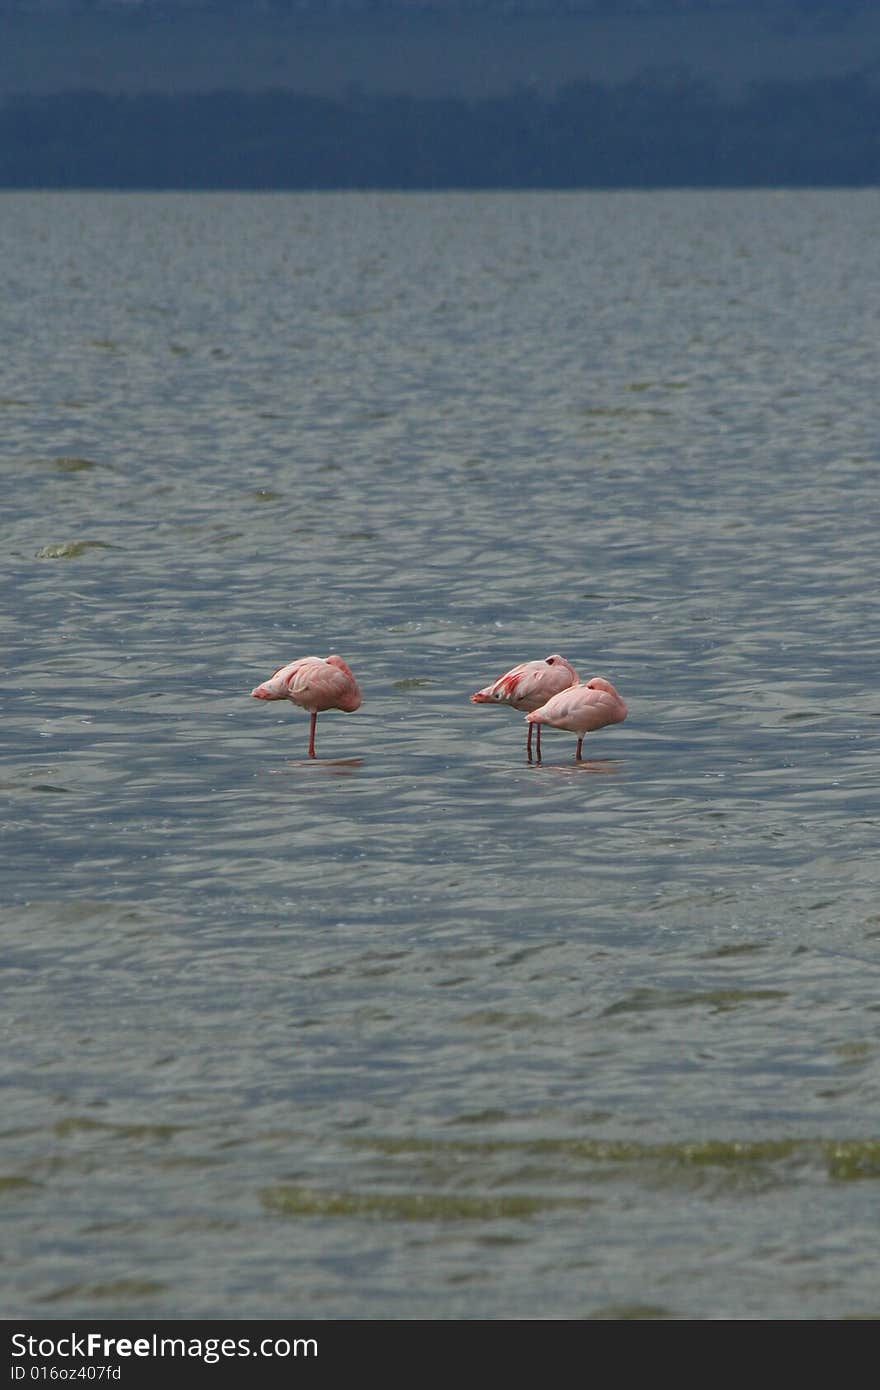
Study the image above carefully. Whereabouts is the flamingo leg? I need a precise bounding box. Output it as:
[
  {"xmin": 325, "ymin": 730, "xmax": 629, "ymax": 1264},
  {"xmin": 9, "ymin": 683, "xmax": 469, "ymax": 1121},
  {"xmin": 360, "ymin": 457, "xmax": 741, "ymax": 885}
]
[
  {"xmin": 308, "ymin": 711, "xmax": 318, "ymax": 759},
  {"xmin": 536, "ymin": 723, "xmax": 542, "ymax": 761},
  {"xmin": 527, "ymin": 722, "xmax": 533, "ymax": 762},
  {"xmin": 575, "ymin": 736, "xmax": 583, "ymax": 761}
]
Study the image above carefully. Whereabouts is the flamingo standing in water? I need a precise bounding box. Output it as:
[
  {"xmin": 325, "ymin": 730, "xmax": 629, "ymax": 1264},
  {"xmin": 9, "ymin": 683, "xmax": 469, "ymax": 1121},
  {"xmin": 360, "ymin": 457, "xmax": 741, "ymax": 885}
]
[
  {"xmin": 470, "ymin": 654, "xmax": 579, "ymax": 760},
  {"xmin": 526, "ymin": 676, "xmax": 627, "ymax": 761},
  {"xmin": 251, "ymin": 654, "xmax": 361, "ymax": 758}
]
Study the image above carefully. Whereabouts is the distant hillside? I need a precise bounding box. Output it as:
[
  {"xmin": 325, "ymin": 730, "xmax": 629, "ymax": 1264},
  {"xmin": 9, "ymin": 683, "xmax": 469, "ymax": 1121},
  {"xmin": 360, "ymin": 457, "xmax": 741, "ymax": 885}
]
[
  {"xmin": 0, "ymin": 0, "xmax": 872, "ymax": 13},
  {"xmin": 2, "ymin": 67, "xmax": 878, "ymax": 188},
  {"xmin": 2, "ymin": 1, "xmax": 879, "ymax": 100}
]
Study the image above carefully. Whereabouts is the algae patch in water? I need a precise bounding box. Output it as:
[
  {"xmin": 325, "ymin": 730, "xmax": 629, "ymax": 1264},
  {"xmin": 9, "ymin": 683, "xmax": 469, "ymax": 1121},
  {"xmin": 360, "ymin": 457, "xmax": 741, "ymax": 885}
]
[
  {"xmin": 601, "ymin": 985, "xmax": 787, "ymax": 1017},
  {"xmin": 39, "ymin": 1278, "xmax": 167, "ymax": 1305},
  {"xmin": 36, "ymin": 541, "xmax": 119, "ymax": 559},
  {"xmin": 53, "ymin": 456, "xmax": 101, "ymax": 472},
  {"xmin": 824, "ymin": 1141, "xmax": 880, "ymax": 1181},
  {"xmin": 260, "ymin": 1185, "xmax": 586, "ymax": 1221},
  {"xmin": 0, "ymin": 1175, "xmax": 41, "ymax": 1194},
  {"xmin": 344, "ymin": 1134, "xmax": 880, "ymax": 1185},
  {"xmin": 53, "ymin": 1117, "xmax": 182, "ymax": 1142},
  {"xmin": 587, "ymin": 1303, "xmax": 674, "ymax": 1320}
]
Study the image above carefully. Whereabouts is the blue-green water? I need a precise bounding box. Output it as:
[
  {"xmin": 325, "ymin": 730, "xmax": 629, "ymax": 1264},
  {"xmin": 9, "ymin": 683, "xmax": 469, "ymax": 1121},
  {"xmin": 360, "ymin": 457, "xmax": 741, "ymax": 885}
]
[{"xmin": 2, "ymin": 189, "xmax": 879, "ymax": 1318}]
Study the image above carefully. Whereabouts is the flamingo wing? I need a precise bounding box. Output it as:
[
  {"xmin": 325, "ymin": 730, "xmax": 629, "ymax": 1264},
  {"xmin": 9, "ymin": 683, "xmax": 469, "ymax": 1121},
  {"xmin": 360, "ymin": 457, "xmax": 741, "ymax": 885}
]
[
  {"xmin": 509, "ymin": 656, "xmax": 578, "ymax": 710},
  {"xmin": 250, "ymin": 656, "xmax": 321, "ymax": 700},
  {"xmin": 471, "ymin": 655, "xmax": 577, "ymax": 711},
  {"xmin": 282, "ymin": 657, "xmax": 359, "ymax": 712},
  {"xmin": 528, "ymin": 679, "xmax": 626, "ymax": 733}
]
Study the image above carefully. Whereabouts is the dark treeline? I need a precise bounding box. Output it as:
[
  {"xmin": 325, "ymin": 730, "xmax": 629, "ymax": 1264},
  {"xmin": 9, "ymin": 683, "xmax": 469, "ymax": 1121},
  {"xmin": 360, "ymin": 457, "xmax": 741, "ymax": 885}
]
[
  {"xmin": 1, "ymin": 68, "xmax": 879, "ymax": 188},
  {"xmin": 0, "ymin": 0, "xmax": 868, "ymax": 13}
]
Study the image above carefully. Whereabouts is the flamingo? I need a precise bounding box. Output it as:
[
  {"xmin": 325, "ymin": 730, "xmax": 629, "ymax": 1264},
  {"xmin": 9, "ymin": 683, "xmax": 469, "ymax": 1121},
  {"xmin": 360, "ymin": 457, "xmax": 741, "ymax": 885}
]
[
  {"xmin": 470, "ymin": 654, "xmax": 579, "ymax": 760},
  {"xmin": 525, "ymin": 677, "xmax": 627, "ymax": 760},
  {"xmin": 251, "ymin": 654, "xmax": 361, "ymax": 758}
]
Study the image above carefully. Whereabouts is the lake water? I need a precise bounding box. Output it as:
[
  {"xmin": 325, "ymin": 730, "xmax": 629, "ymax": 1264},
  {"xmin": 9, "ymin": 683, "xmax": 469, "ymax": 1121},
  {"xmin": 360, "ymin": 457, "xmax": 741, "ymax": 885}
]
[{"xmin": 2, "ymin": 188, "xmax": 879, "ymax": 1321}]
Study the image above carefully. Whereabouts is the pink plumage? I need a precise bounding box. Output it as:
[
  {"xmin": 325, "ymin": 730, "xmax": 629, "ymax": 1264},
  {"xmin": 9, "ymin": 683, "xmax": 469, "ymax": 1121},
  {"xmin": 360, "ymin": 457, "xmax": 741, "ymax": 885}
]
[
  {"xmin": 471, "ymin": 653, "xmax": 579, "ymax": 759},
  {"xmin": 526, "ymin": 677, "xmax": 627, "ymax": 761},
  {"xmin": 251, "ymin": 654, "xmax": 361, "ymax": 759}
]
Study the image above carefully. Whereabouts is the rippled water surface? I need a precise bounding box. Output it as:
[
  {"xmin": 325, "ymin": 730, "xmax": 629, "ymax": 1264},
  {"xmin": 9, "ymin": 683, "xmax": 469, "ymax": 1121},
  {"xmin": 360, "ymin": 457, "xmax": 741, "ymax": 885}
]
[{"xmin": 2, "ymin": 189, "xmax": 879, "ymax": 1319}]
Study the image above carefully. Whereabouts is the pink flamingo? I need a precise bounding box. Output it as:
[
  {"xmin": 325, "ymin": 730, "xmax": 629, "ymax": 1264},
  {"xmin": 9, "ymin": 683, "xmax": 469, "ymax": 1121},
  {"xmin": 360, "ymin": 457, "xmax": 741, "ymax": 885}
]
[
  {"xmin": 471, "ymin": 654, "xmax": 579, "ymax": 760},
  {"xmin": 526, "ymin": 677, "xmax": 627, "ymax": 760},
  {"xmin": 251, "ymin": 654, "xmax": 361, "ymax": 758}
]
